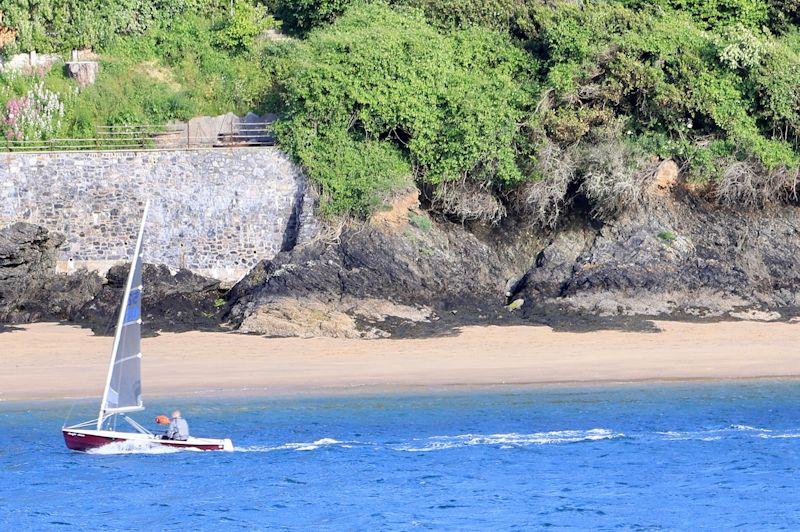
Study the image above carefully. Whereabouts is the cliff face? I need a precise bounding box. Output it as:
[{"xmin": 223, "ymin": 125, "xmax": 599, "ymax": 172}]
[
  {"xmin": 4, "ymin": 187, "xmax": 800, "ymax": 336},
  {"xmin": 520, "ymin": 190, "xmax": 800, "ymax": 320},
  {"xmin": 227, "ymin": 188, "xmax": 800, "ymax": 337}
]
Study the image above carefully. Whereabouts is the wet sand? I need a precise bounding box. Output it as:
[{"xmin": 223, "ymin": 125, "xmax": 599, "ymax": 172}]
[{"xmin": 2, "ymin": 320, "xmax": 800, "ymax": 401}]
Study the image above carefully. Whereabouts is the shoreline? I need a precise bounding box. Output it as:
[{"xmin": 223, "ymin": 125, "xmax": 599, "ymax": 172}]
[
  {"xmin": 2, "ymin": 320, "xmax": 800, "ymax": 402},
  {"xmin": 11, "ymin": 373, "xmax": 800, "ymax": 401}
]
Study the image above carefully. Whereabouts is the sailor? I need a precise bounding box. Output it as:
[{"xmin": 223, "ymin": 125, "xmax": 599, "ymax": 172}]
[{"xmin": 162, "ymin": 410, "xmax": 190, "ymax": 441}]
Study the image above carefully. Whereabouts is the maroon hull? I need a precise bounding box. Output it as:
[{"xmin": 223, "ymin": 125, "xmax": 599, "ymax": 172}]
[
  {"xmin": 63, "ymin": 431, "xmax": 126, "ymax": 451},
  {"xmin": 62, "ymin": 430, "xmax": 228, "ymax": 452}
]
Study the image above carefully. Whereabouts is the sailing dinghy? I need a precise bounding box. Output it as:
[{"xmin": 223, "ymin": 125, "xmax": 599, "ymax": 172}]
[{"xmin": 62, "ymin": 201, "xmax": 233, "ymax": 452}]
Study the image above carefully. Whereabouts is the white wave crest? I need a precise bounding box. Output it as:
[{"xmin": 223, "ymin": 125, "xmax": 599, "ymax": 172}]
[
  {"xmin": 393, "ymin": 429, "xmax": 622, "ymax": 452},
  {"xmin": 728, "ymin": 424, "xmax": 764, "ymax": 431},
  {"xmin": 656, "ymin": 425, "xmax": 772, "ymax": 441},
  {"xmin": 87, "ymin": 440, "xmax": 191, "ymax": 455},
  {"xmin": 757, "ymin": 431, "xmax": 800, "ymax": 439},
  {"xmin": 236, "ymin": 438, "xmax": 355, "ymax": 452}
]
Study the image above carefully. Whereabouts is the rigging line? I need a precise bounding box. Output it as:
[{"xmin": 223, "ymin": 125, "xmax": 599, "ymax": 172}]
[{"xmin": 62, "ymin": 400, "xmax": 77, "ymax": 429}]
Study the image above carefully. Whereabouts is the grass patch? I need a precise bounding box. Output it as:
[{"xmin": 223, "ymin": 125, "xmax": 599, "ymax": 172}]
[
  {"xmin": 0, "ymin": 2, "xmax": 277, "ymax": 139},
  {"xmin": 409, "ymin": 212, "xmax": 433, "ymax": 232},
  {"xmin": 657, "ymin": 231, "xmax": 677, "ymax": 245}
]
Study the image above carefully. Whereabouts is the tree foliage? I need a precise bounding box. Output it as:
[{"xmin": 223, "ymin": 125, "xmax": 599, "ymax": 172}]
[
  {"xmin": 271, "ymin": 0, "xmax": 800, "ymax": 220},
  {"xmin": 519, "ymin": 2, "xmax": 800, "ymax": 192},
  {"xmin": 1, "ymin": 0, "xmax": 231, "ymax": 53},
  {"xmin": 272, "ymin": 0, "xmax": 353, "ymax": 36},
  {"xmin": 213, "ymin": 0, "xmax": 277, "ymax": 53},
  {"xmin": 272, "ymin": 2, "xmax": 530, "ymax": 216},
  {"xmin": 4, "ymin": 0, "xmax": 800, "ymax": 220}
]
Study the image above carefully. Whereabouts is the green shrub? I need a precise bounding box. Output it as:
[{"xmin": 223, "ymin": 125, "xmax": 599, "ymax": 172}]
[
  {"xmin": 4, "ymin": 0, "xmax": 800, "ymax": 218},
  {"xmin": 521, "ymin": 2, "xmax": 799, "ymax": 183},
  {"xmin": 213, "ymin": 0, "xmax": 277, "ymax": 52},
  {"xmin": 272, "ymin": 2, "xmax": 529, "ymax": 218},
  {"xmin": 267, "ymin": 0, "xmax": 800, "ymax": 218},
  {"xmin": 1, "ymin": 3, "xmax": 278, "ymax": 136},
  {"xmin": 280, "ymin": 126, "xmax": 413, "ymax": 217},
  {"xmin": 408, "ymin": 212, "xmax": 432, "ymax": 231},
  {"xmin": 648, "ymin": 0, "xmax": 770, "ymax": 29},
  {"xmin": 273, "ymin": 0, "xmax": 353, "ymax": 35},
  {"xmin": 1, "ymin": 0, "xmax": 229, "ymax": 54},
  {"xmin": 718, "ymin": 24, "xmax": 765, "ymax": 70},
  {"xmin": 273, "ymin": 0, "xmax": 525, "ymax": 35},
  {"xmin": 657, "ymin": 230, "xmax": 677, "ymax": 244},
  {"xmin": 398, "ymin": 0, "xmax": 524, "ymax": 31}
]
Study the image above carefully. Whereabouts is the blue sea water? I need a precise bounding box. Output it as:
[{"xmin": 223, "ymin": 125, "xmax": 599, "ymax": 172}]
[{"xmin": 2, "ymin": 382, "xmax": 800, "ymax": 530}]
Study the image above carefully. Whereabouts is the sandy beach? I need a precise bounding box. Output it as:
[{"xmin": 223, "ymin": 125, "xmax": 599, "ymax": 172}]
[
  {"xmin": 0, "ymin": 322, "xmax": 800, "ymax": 400},
  {"xmin": 2, "ymin": 319, "xmax": 800, "ymax": 401}
]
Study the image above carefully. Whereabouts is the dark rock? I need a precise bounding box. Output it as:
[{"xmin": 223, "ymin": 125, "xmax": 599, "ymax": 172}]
[
  {"xmin": 226, "ymin": 217, "xmax": 544, "ymax": 337},
  {"xmin": 0, "ymin": 222, "xmax": 63, "ymax": 282},
  {"xmin": 72, "ymin": 264, "xmax": 226, "ymax": 335},
  {"xmin": 228, "ymin": 189, "xmax": 800, "ymax": 338},
  {"xmin": 518, "ymin": 191, "xmax": 800, "ymax": 318},
  {"xmin": 0, "ymin": 222, "xmax": 100, "ymax": 322},
  {"xmin": 0, "ymin": 222, "xmax": 226, "ymax": 333},
  {"xmin": 8, "ymin": 185, "xmax": 800, "ymax": 338}
]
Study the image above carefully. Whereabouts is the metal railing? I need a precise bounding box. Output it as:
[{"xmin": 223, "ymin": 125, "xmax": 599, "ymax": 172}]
[{"xmin": 2, "ymin": 122, "xmax": 274, "ymax": 152}]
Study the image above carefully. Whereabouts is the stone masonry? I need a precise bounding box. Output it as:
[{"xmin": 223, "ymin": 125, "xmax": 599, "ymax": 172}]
[{"xmin": 0, "ymin": 147, "xmax": 316, "ymax": 282}]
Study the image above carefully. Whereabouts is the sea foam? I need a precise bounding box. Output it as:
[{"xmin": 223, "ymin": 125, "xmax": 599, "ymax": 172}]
[
  {"xmin": 87, "ymin": 440, "xmax": 191, "ymax": 455},
  {"xmin": 393, "ymin": 429, "xmax": 622, "ymax": 452},
  {"xmin": 236, "ymin": 438, "xmax": 358, "ymax": 452},
  {"xmin": 655, "ymin": 424, "xmax": 773, "ymax": 441}
]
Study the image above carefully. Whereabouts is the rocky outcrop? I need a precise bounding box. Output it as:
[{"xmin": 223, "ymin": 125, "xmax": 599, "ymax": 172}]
[
  {"xmin": 65, "ymin": 60, "xmax": 99, "ymax": 87},
  {"xmin": 517, "ymin": 190, "xmax": 800, "ymax": 320},
  {"xmin": 72, "ymin": 263, "xmax": 226, "ymax": 335},
  {"xmin": 226, "ymin": 207, "xmax": 544, "ymax": 337},
  {"xmin": 227, "ymin": 187, "xmax": 800, "ymax": 338},
  {"xmin": 238, "ymin": 295, "xmax": 432, "ymax": 338},
  {"xmin": 6, "ymin": 184, "xmax": 800, "ymax": 338},
  {"xmin": 0, "ymin": 223, "xmax": 226, "ymax": 333},
  {"xmin": 1, "ymin": 223, "xmax": 63, "ymax": 285},
  {"xmin": 0, "ymin": 222, "xmax": 101, "ymax": 322}
]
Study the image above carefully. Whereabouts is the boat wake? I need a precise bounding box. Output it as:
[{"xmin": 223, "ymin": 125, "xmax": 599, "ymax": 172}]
[
  {"xmin": 236, "ymin": 438, "xmax": 359, "ymax": 452},
  {"xmin": 111, "ymin": 424, "xmax": 800, "ymax": 455},
  {"xmin": 655, "ymin": 424, "xmax": 775, "ymax": 442},
  {"xmin": 87, "ymin": 440, "xmax": 194, "ymax": 455},
  {"xmin": 757, "ymin": 431, "xmax": 800, "ymax": 439},
  {"xmin": 392, "ymin": 429, "xmax": 623, "ymax": 452}
]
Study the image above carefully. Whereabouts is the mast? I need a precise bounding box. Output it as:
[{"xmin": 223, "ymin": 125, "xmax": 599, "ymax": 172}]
[{"xmin": 97, "ymin": 200, "xmax": 149, "ymax": 429}]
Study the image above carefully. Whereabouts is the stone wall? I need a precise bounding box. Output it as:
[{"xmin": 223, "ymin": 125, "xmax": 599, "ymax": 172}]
[{"xmin": 0, "ymin": 147, "xmax": 316, "ymax": 282}]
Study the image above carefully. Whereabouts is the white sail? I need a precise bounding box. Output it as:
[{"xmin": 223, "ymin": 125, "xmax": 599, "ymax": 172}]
[{"xmin": 97, "ymin": 201, "xmax": 149, "ymax": 427}]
